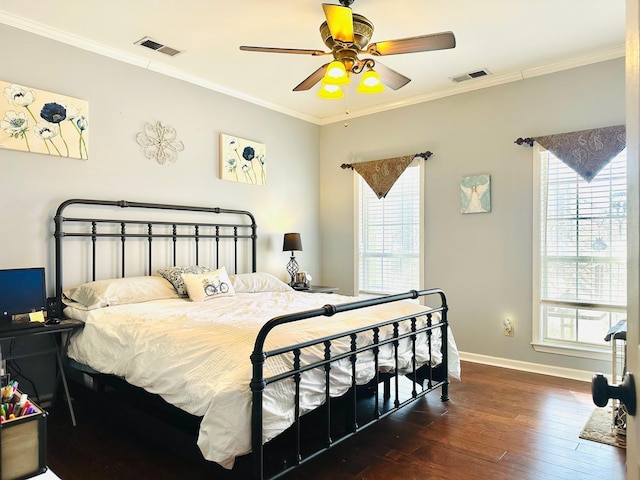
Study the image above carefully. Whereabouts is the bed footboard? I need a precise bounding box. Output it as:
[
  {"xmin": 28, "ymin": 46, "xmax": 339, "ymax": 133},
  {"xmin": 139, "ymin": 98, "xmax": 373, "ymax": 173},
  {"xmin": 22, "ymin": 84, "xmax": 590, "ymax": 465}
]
[{"xmin": 250, "ymin": 288, "xmax": 449, "ymax": 480}]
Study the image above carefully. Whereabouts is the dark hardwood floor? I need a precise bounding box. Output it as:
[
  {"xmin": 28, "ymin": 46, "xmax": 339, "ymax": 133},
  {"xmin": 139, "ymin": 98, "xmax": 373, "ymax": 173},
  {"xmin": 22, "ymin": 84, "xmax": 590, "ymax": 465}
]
[{"xmin": 46, "ymin": 361, "xmax": 626, "ymax": 479}]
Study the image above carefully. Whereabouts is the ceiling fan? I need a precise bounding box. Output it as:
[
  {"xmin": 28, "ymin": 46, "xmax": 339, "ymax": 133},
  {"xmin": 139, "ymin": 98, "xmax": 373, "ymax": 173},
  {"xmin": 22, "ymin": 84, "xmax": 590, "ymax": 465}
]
[{"xmin": 239, "ymin": 0, "xmax": 456, "ymax": 94}]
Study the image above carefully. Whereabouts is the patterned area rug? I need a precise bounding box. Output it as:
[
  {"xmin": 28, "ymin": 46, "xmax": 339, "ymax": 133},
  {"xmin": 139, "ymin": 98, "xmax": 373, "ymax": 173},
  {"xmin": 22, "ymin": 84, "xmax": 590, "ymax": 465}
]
[{"xmin": 579, "ymin": 407, "xmax": 626, "ymax": 448}]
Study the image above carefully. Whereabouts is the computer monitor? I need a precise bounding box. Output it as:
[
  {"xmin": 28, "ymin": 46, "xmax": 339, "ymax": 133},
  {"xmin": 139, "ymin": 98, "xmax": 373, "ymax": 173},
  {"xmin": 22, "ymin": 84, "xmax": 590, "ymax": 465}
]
[{"xmin": 0, "ymin": 267, "xmax": 46, "ymax": 319}]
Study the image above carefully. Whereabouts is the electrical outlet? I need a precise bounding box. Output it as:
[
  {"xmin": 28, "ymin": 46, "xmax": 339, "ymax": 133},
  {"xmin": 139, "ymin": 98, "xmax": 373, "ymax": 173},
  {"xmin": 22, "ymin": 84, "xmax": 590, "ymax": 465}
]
[{"xmin": 503, "ymin": 318, "xmax": 514, "ymax": 337}]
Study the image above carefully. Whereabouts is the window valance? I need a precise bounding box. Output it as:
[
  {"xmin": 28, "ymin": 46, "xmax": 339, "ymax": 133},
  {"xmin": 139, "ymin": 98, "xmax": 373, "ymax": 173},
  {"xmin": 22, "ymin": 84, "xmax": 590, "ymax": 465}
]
[
  {"xmin": 341, "ymin": 151, "xmax": 432, "ymax": 199},
  {"xmin": 515, "ymin": 125, "xmax": 625, "ymax": 182}
]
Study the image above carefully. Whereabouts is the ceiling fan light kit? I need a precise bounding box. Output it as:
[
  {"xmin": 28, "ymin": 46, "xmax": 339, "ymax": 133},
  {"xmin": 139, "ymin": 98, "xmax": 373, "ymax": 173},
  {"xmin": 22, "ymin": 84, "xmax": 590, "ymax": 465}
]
[
  {"xmin": 323, "ymin": 60, "xmax": 351, "ymax": 85},
  {"xmin": 239, "ymin": 1, "xmax": 456, "ymax": 99},
  {"xmin": 317, "ymin": 82, "xmax": 345, "ymax": 100},
  {"xmin": 356, "ymin": 69, "xmax": 384, "ymax": 94}
]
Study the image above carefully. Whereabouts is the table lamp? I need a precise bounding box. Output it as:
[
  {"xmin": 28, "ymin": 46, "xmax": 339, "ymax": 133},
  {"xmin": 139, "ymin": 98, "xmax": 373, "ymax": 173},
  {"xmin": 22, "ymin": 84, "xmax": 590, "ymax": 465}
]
[{"xmin": 282, "ymin": 233, "xmax": 302, "ymax": 285}]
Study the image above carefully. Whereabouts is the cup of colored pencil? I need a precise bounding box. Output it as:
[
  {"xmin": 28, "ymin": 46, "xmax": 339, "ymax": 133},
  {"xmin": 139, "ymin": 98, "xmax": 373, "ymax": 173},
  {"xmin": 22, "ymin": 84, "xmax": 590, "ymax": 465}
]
[
  {"xmin": 1, "ymin": 380, "xmax": 18, "ymax": 402},
  {"xmin": 0, "ymin": 384, "xmax": 39, "ymax": 423}
]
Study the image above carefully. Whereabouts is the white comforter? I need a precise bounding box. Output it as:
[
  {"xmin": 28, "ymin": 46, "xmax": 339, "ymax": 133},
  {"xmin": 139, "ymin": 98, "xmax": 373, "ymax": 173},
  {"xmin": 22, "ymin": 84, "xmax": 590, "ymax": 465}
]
[{"xmin": 66, "ymin": 291, "xmax": 460, "ymax": 469}]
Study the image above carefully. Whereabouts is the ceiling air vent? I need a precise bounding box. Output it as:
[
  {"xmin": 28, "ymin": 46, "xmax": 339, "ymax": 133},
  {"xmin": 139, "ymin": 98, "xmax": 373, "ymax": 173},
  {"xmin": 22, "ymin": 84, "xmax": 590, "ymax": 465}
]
[
  {"xmin": 450, "ymin": 69, "xmax": 491, "ymax": 83},
  {"xmin": 135, "ymin": 37, "xmax": 183, "ymax": 57}
]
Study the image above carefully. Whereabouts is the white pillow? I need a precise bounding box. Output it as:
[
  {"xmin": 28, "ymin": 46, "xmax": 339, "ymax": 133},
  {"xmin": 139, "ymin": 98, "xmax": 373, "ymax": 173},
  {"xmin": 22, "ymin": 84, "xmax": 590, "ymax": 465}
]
[
  {"xmin": 157, "ymin": 265, "xmax": 214, "ymax": 296},
  {"xmin": 229, "ymin": 272, "xmax": 293, "ymax": 293},
  {"xmin": 63, "ymin": 275, "xmax": 180, "ymax": 310},
  {"xmin": 181, "ymin": 267, "xmax": 236, "ymax": 302}
]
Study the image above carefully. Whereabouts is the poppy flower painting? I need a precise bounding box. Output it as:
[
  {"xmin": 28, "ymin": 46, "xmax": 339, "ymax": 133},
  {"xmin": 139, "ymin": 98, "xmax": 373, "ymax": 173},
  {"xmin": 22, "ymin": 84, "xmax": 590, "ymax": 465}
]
[
  {"xmin": 1, "ymin": 81, "xmax": 89, "ymax": 159},
  {"xmin": 220, "ymin": 133, "xmax": 266, "ymax": 185}
]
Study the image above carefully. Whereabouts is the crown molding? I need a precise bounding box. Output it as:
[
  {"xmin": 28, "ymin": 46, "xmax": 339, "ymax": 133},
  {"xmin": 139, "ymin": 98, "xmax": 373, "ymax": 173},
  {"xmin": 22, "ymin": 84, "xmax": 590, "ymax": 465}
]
[
  {"xmin": 318, "ymin": 72, "xmax": 525, "ymax": 125},
  {"xmin": 0, "ymin": 10, "xmax": 149, "ymax": 69},
  {"xmin": 318, "ymin": 46, "xmax": 625, "ymax": 125},
  {"xmin": 0, "ymin": 10, "xmax": 322, "ymax": 125},
  {"xmin": 521, "ymin": 46, "xmax": 625, "ymax": 79},
  {"xmin": 0, "ymin": 10, "xmax": 624, "ymax": 127}
]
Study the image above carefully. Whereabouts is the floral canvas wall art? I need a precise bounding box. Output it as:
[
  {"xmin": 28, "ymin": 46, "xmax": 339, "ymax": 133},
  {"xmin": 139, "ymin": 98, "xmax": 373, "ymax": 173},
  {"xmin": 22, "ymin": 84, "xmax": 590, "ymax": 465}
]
[
  {"xmin": 1, "ymin": 82, "xmax": 89, "ymax": 160},
  {"xmin": 461, "ymin": 174, "xmax": 491, "ymax": 214},
  {"xmin": 220, "ymin": 133, "xmax": 266, "ymax": 185}
]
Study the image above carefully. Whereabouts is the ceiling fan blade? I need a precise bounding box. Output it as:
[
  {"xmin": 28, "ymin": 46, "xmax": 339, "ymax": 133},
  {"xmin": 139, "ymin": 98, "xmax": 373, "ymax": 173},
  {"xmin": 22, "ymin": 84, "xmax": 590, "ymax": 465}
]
[
  {"xmin": 240, "ymin": 46, "xmax": 328, "ymax": 56},
  {"xmin": 372, "ymin": 62, "xmax": 411, "ymax": 90},
  {"xmin": 367, "ymin": 31, "xmax": 456, "ymax": 56},
  {"xmin": 322, "ymin": 3, "xmax": 354, "ymax": 43},
  {"xmin": 293, "ymin": 64, "xmax": 329, "ymax": 91}
]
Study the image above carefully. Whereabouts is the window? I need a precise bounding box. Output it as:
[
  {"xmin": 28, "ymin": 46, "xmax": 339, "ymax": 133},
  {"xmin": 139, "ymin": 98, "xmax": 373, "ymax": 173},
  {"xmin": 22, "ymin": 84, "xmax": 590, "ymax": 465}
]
[
  {"xmin": 533, "ymin": 147, "xmax": 627, "ymax": 358},
  {"xmin": 357, "ymin": 161, "xmax": 423, "ymax": 295}
]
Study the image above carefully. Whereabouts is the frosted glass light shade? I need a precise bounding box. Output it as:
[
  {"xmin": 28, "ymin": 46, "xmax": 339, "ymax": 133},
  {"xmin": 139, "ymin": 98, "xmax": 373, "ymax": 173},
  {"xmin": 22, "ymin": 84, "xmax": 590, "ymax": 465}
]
[
  {"xmin": 357, "ymin": 70, "xmax": 384, "ymax": 94},
  {"xmin": 323, "ymin": 61, "xmax": 350, "ymax": 86},
  {"xmin": 318, "ymin": 82, "xmax": 344, "ymax": 100}
]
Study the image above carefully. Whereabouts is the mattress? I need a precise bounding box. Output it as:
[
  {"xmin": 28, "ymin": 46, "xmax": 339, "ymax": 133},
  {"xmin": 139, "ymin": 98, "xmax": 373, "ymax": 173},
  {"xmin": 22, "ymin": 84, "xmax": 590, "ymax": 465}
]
[{"xmin": 65, "ymin": 291, "xmax": 460, "ymax": 469}]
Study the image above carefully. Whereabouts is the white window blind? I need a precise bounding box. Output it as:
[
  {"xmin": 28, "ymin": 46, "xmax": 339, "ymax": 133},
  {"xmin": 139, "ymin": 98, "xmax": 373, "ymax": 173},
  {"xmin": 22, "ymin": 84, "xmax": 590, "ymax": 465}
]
[
  {"xmin": 538, "ymin": 148, "xmax": 627, "ymax": 348},
  {"xmin": 358, "ymin": 163, "xmax": 420, "ymax": 295}
]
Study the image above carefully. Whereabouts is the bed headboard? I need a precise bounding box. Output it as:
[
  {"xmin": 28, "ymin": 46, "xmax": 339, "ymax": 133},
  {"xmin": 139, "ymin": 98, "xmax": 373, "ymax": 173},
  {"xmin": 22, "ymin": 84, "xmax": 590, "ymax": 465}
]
[{"xmin": 53, "ymin": 198, "xmax": 257, "ymax": 307}]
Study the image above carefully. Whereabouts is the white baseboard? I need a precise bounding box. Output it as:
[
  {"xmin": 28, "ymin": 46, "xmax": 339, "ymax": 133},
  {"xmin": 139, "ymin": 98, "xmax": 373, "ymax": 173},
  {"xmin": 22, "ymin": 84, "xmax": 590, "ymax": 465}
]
[{"xmin": 458, "ymin": 351, "xmax": 599, "ymax": 383}]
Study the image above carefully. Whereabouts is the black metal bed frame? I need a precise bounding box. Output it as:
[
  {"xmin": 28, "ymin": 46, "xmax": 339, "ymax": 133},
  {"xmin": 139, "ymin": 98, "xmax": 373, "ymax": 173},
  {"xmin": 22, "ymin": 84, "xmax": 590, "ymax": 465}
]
[
  {"xmin": 251, "ymin": 289, "xmax": 449, "ymax": 479},
  {"xmin": 53, "ymin": 198, "xmax": 257, "ymax": 303},
  {"xmin": 53, "ymin": 199, "xmax": 449, "ymax": 480}
]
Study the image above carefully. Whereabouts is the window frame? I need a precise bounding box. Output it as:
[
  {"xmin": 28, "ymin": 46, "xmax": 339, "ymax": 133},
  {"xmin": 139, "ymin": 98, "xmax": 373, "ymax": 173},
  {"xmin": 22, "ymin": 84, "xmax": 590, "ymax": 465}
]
[
  {"xmin": 532, "ymin": 144, "xmax": 626, "ymax": 361},
  {"xmin": 354, "ymin": 159, "xmax": 425, "ymax": 297}
]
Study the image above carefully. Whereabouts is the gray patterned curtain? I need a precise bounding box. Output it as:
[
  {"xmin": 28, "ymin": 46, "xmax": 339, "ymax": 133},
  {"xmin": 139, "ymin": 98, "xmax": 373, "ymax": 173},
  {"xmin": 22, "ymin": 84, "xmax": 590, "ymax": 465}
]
[
  {"xmin": 534, "ymin": 125, "xmax": 625, "ymax": 182},
  {"xmin": 342, "ymin": 152, "xmax": 431, "ymax": 199}
]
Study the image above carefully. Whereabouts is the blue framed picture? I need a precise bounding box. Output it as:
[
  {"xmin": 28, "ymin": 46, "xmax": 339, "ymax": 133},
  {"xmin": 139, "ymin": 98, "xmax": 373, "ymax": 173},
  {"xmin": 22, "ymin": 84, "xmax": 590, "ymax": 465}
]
[{"xmin": 461, "ymin": 174, "xmax": 491, "ymax": 214}]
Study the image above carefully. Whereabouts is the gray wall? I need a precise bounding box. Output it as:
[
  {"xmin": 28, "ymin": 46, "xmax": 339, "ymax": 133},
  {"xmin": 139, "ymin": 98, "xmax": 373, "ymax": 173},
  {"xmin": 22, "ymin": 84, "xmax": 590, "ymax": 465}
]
[
  {"xmin": 1, "ymin": 22, "xmax": 626, "ymax": 378},
  {"xmin": 319, "ymin": 58, "xmax": 625, "ymax": 374},
  {"xmin": 0, "ymin": 24, "xmax": 321, "ymax": 289},
  {"xmin": 0, "ymin": 24, "xmax": 321, "ymax": 400}
]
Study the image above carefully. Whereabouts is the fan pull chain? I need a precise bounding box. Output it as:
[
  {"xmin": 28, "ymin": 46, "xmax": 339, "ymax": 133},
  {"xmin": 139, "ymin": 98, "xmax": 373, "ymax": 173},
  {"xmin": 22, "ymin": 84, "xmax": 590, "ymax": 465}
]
[{"xmin": 344, "ymin": 87, "xmax": 350, "ymax": 127}]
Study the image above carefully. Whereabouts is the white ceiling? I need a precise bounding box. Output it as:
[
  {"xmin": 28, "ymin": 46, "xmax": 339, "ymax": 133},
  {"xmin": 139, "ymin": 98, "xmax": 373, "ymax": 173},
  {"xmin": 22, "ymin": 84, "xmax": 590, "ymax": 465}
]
[{"xmin": 0, "ymin": 0, "xmax": 626, "ymax": 125}]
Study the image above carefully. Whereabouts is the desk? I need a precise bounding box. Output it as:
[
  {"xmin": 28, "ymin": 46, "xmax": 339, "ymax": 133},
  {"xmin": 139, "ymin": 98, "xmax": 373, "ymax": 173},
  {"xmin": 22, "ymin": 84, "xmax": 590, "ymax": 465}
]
[{"xmin": 0, "ymin": 319, "xmax": 83, "ymax": 426}]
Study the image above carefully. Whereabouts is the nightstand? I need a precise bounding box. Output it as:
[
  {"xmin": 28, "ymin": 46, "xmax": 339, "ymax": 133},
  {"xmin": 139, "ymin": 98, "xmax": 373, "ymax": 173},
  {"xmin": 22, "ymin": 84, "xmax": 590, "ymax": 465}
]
[
  {"xmin": 294, "ymin": 285, "xmax": 339, "ymax": 294},
  {"xmin": 0, "ymin": 318, "xmax": 84, "ymax": 426}
]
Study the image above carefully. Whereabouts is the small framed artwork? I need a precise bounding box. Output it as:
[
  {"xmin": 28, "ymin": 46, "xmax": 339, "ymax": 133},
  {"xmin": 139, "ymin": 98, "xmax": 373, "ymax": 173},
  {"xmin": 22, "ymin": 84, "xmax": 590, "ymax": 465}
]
[
  {"xmin": 220, "ymin": 133, "xmax": 266, "ymax": 185},
  {"xmin": 461, "ymin": 174, "xmax": 491, "ymax": 214},
  {"xmin": 1, "ymin": 81, "xmax": 89, "ymax": 159}
]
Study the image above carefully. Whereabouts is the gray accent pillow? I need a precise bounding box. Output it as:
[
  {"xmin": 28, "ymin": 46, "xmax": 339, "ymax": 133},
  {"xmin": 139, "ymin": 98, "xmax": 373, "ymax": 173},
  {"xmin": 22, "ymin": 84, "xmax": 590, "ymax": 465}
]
[{"xmin": 157, "ymin": 265, "xmax": 214, "ymax": 296}]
